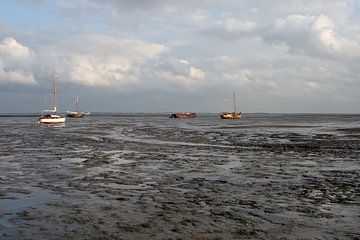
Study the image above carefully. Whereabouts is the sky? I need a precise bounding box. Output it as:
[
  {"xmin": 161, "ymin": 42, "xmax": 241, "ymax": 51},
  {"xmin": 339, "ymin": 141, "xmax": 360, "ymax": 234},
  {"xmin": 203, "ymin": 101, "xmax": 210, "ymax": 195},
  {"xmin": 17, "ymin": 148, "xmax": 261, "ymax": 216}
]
[{"xmin": 0, "ymin": 0, "xmax": 359, "ymax": 113}]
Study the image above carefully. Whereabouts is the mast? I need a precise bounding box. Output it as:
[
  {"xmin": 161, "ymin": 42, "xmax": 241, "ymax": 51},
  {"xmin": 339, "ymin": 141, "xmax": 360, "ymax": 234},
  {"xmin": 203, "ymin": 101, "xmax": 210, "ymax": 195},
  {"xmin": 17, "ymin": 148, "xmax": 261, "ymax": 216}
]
[
  {"xmin": 76, "ymin": 95, "xmax": 79, "ymax": 112},
  {"xmin": 53, "ymin": 71, "xmax": 57, "ymax": 112},
  {"xmin": 233, "ymin": 93, "xmax": 236, "ymax": 113}
]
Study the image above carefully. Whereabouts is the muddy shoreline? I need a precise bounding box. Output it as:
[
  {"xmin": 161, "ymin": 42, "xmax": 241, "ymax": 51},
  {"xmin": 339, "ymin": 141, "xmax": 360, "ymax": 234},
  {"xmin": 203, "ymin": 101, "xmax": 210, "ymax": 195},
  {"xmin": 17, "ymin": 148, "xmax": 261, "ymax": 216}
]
[{"xmin": 0, "ymin": 115, "xmax": 359, "ymax": 239}]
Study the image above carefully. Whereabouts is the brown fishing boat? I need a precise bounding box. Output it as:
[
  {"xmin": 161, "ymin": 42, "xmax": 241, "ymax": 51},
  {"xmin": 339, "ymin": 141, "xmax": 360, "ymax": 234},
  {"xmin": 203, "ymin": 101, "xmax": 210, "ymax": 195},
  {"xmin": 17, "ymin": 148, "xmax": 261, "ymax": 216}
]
[{"xmin": 220, "ymin": 93, "xmax": 242, "ymax": 119}]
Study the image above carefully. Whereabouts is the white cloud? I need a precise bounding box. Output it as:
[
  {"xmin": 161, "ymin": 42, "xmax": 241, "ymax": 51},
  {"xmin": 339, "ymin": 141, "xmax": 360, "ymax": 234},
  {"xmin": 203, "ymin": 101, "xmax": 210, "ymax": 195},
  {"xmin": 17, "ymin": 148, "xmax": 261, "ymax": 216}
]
[
  {"xmin": 67, "ymin": 54, "xmax": 135, "ymax": 86},
  {"xmin": 0, "ymin": 38, "xmax": 36, "ymax": 85},
  {"xmin": 222, "ymin": 69, "xmax": 252, "ymax": 85},
  {"xmin": 190, "ymin": 66, "xmax": 205, "ymax": 79},
  {"xmin": 207, "ymin": 18, "xmax": 258, "ymax": 39},
  {"xmin": 0, "ymin": 38, "xmax": 32, "ymax": 63},
  {"xmin": 180, "ymin": 59, "xmax": 190, "ymax": 65},
  {"xmin": 179, "ymin": 59, "xmax": 205, "ymax": 79},
  {"xmin": 306, "ymin": 81, "xmax": 319, "ymax": 93},
  {"xmin": 220, "ymin": 19, "xmax": 257, "ymax": 33},
  {"xmin": 54, "ymin": 34, "xmax": 168, "ymax": 87},
  {"xmin": 152, "ymin": 58, "xmax": 205, "ymax": 90},
  {"xmin": 312, "ymin": 15, "xmax": 360, "ymax": 57},
  {"xmin": 265, "ymin": 14, "xmax": 360, "ymax": 61}
]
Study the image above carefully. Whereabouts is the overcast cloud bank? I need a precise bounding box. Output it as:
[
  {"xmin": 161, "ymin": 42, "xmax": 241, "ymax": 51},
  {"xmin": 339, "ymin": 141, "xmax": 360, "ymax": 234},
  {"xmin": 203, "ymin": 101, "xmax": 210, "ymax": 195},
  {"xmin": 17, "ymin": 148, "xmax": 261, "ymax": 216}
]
[{"xmin": 0, "ymin": 0, "xmax": 359, "ymax": 113}]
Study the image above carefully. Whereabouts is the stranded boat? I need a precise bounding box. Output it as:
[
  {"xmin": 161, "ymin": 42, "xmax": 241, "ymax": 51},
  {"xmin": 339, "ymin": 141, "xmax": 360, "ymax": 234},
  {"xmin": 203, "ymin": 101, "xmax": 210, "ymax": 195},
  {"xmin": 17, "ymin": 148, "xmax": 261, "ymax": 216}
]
[
  {"xmin": 37, "ymin": 71, "xmax": 66, "ymax": 124},
  {"xmin": 67, "ymin": 95, "xmax": 89, "ymax": 118},
  {"xmin": 170, "ymin": 112, "xmax": 197, "ymax": 118},
  {"xmin": 220, "ymin": 93, "xmax": 242, "ymax": 119},
  {"xmin": 67, "ymin": 111, "xmax": 85, "ymax": 118}
]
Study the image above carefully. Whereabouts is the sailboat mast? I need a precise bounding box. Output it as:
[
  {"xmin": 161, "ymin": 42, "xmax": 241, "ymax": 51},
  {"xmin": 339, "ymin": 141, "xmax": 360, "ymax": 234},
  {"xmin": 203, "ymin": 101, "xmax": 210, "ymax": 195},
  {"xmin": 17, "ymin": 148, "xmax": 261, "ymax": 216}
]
[
  {"xmin": 76, "ymin": 95, "xmax": 79, "ymax": 112},
  {"xmin": 53, "ymin": 71, "xmax": 56, "ymax": 112},
  {"xmin": 233, "ymin": 93, "xmax": 236, "ymax": 113}
]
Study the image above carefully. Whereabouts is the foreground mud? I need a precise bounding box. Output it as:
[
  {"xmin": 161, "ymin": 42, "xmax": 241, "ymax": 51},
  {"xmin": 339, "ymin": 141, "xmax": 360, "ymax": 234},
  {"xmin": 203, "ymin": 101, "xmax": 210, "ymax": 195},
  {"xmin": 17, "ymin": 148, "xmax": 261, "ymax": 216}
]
[{"xmin": 0, "ymin": 114, "xmax": 359, "ymax": 239}]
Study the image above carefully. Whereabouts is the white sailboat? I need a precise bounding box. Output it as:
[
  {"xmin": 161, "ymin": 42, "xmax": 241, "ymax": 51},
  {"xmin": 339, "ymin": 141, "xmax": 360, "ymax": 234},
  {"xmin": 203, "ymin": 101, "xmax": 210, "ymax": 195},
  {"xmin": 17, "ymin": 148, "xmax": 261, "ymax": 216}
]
[
  {"xmin": 37, "ymin": 71, "xmax": 66, "ymax": 124},
  {"xmin": 220, "ymin": 93, "xmax": 242, "ymax": 119},
  {"xmin": 67, "ymin": 95, "xmax": 88, "ymax": 118}
]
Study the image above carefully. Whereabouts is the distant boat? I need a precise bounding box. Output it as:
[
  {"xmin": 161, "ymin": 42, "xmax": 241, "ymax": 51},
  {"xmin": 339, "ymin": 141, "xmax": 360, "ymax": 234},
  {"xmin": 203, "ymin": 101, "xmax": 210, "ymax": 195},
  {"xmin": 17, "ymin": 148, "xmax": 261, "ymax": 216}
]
[
  {"xmin": 170, "ymin": 112, "xmax": 197, "ymax": 118},
  {"xmin": 67, "ymin": 95, "xmax": 89, "ymax": 118},
  {"xmin": 37, "ymin": 71, "xmax": 66, "ymax": 124},
  {"xmin": 220, "ymin": 93, "xmax": 242, "ymax": 119}
]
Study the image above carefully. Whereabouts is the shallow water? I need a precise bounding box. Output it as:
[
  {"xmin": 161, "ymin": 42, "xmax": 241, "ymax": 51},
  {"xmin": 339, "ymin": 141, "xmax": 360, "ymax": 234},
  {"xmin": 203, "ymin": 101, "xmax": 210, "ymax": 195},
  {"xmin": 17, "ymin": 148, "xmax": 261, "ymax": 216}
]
[{"xmin": 0, "ymin": 114, "xmax": 359, "ymax": 239}]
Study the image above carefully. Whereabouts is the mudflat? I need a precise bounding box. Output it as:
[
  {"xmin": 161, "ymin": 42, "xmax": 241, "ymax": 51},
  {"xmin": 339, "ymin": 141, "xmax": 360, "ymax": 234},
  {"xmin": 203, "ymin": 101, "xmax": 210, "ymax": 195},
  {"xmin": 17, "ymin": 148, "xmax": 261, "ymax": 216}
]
[{"xmin": 0, "ymin": 114, "xmax": 359, "ymax": 239}]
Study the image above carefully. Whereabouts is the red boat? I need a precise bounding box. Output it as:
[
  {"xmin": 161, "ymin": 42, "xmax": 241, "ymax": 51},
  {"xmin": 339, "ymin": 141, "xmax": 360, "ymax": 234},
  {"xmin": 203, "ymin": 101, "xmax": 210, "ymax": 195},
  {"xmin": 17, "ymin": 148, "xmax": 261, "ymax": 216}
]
[{"xmin": 170, "ymin": 112, "xmax": 196, "ymax": 118}]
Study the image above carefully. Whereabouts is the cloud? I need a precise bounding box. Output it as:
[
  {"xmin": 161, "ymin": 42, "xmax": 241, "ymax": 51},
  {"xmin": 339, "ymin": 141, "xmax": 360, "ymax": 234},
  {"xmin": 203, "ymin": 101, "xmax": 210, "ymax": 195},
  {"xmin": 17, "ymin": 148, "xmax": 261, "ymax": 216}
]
[
  {"xmin": 264, "ymin": 14, "xmax": 360, "ymax": 61},
  {"xmin": 221, "ymin": 69, "xmax": 252, "ymax": 85},
  {"xmin": 205, "ymin": 18, "xmax": 258, "ymax": 39},
  {"xmin": 51, "ymin": 34, "xmax": 168, "ymax": 87},
  {"xmin": 218, "ymin": 19, "xmax": 257, "ymax": 34},
  {"xmin": 1, "ymin": 1, "xmax": 359, "ymax": 113},
  {"xmin": 0, "ymin": 38, "xmax": 37, "ymax": 85},
  {"xmin": 190, "ymin": 66, "xmax": 205, "ymax": 79},
  {"xmin": 306, "ymin": 81, "xmax": 319, "ymax": 93},
  {"xmin": 180, "ymin": 59, "xmax": 205, "ymax": 79},
  {"xmin": 0, "ymin": 38, "xmax": 33, "ymax": 66},
  {"xmin": 150, "ymin": 58, "xmax": 205, "ymax": 90}
]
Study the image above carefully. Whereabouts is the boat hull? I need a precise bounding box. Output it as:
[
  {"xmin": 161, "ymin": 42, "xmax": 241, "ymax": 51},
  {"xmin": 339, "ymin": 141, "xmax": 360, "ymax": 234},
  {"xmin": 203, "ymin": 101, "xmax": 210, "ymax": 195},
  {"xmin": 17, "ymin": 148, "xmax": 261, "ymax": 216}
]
[
  {"xmin": 220, "ymin": 113, "xmax": 242, "ymax": 119},
  {"xmin": 170, "ymin": 113, "xmax": 196, "ymax": 118},
  {"xmin": 221, "ymin": 93, "xmax": 242, "ymax": 119},
  {"xmin": 67, "ymin": 112, "xmax": 85, "ymax": 118},
  {"xmin": 38, "ymin": 115, "xmax": 66, "ymax": 124}
]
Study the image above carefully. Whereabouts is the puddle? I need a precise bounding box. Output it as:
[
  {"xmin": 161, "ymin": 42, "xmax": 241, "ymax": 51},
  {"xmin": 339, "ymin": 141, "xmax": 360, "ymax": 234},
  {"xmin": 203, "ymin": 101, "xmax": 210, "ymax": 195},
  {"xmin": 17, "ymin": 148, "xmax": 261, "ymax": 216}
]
[{"xmin": 0, "ymin": 187, "xmax": 59, "ymax": 237}]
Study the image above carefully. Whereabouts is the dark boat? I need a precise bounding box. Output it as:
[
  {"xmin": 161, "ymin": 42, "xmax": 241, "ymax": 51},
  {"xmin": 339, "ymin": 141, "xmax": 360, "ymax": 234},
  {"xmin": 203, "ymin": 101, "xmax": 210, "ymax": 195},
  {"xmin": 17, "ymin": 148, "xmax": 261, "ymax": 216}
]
[
  {"xmin": 67, "ymin": 111, "xmax": 86, "ymax": 118},
  {"xmin": 67, "ymin": 95, "xmax": 89, "ymax": 118},
  {"xmin": 170, "ymin": 112, "xmax": 197, "ymax": 118}
]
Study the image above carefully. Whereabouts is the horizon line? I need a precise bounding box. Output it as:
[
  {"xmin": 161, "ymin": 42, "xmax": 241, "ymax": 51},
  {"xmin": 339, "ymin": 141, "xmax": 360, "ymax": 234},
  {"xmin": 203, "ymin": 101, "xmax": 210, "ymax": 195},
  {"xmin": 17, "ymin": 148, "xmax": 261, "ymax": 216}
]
[{"xmin": 0, "ymin": 112, "xmax": 359, "ymax": 116}]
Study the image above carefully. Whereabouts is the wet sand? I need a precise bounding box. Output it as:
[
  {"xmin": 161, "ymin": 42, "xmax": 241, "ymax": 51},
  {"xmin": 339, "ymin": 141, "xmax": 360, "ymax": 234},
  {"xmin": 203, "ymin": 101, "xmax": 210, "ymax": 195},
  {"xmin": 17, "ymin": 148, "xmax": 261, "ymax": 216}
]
[{"xmin": 0, "ymin": 114, "xmax": 359, "ymax": 239}]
